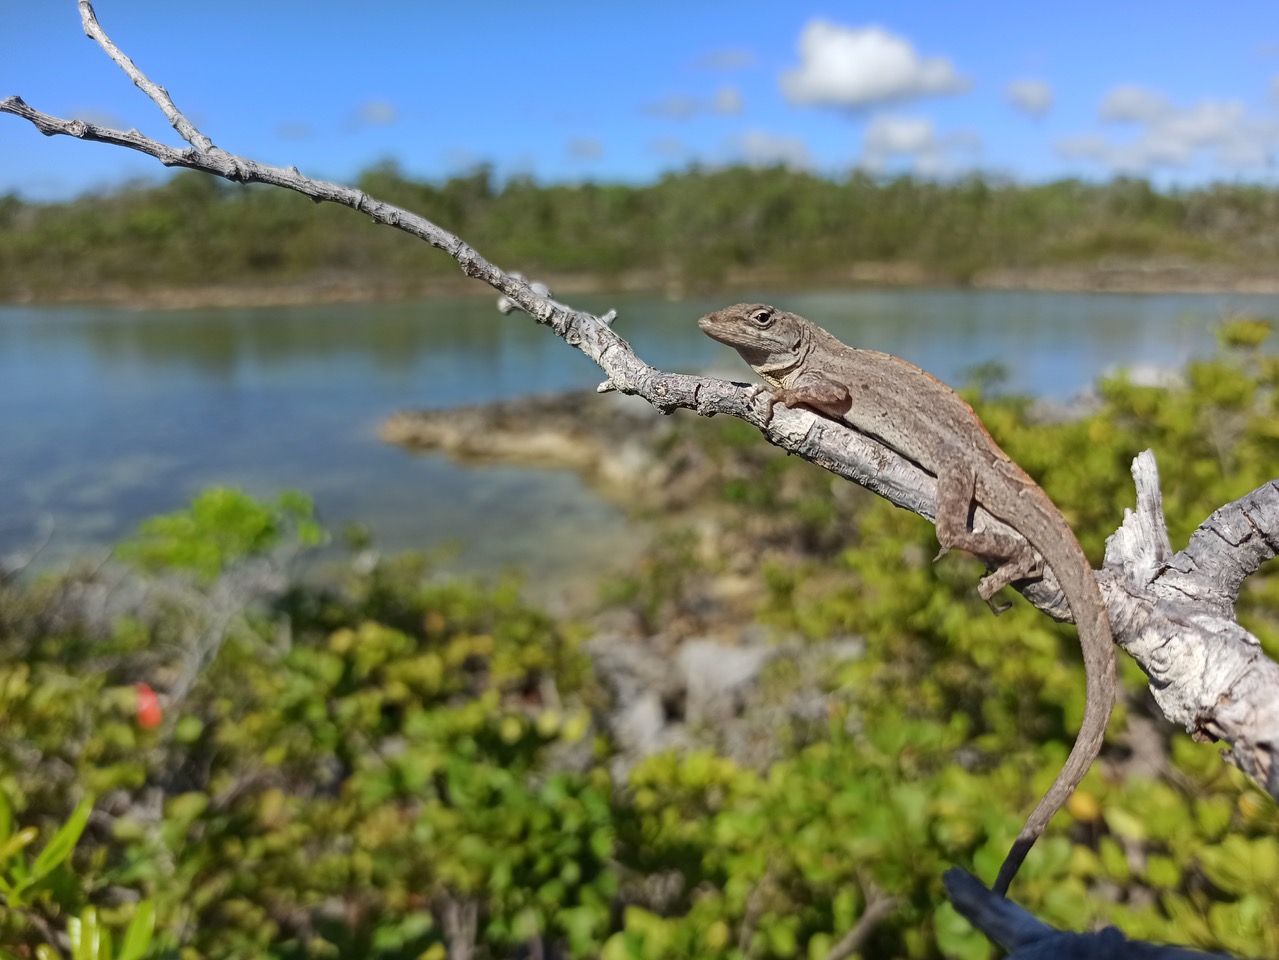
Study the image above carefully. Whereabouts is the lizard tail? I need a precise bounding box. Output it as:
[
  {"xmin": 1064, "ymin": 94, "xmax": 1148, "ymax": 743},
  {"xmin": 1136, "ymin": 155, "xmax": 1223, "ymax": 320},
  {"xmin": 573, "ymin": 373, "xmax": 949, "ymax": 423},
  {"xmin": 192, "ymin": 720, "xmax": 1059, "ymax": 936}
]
[{"xmin": 991, "ymin": 553, "xmax": 1116, "ymax": 897}]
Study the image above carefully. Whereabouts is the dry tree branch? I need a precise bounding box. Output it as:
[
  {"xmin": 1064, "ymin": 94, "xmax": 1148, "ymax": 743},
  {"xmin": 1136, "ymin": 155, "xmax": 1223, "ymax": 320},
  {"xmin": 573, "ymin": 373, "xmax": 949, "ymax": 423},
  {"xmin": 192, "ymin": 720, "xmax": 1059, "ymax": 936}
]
[
  {"xmin": 0, "ymin": 514, "xmax": 55, "ymax": 582},
  {"xmin": 1106, "ymin": 455, "xmax": 1279, "ymax": 796},
  {"xmin": 822, "ymin": 885, "xmax": 898, "ymax": 960},
  {"xmin": 4, "ymin": 0, "xmax": 1279, "ymax": 834},
  {"xmin": 79, "ymin": 1, "xmax": 212, "ymax": 154}
]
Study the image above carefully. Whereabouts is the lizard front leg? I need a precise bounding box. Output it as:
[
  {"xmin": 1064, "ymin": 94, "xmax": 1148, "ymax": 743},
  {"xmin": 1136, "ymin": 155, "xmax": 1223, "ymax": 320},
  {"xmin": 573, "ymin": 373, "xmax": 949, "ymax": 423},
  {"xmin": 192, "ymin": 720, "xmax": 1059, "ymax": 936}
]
[
  {"xmin": 763, "ymin": 369, "xmax": 853, "ymax": 420},
  {"xmin": 935, "ymin": 464, "xmax": 1043, "ymax": 604}
]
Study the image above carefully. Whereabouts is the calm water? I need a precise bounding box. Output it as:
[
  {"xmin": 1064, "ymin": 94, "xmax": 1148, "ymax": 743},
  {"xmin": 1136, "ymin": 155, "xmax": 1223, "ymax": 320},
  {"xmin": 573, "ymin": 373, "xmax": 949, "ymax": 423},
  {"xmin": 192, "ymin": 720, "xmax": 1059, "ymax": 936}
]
[{"xmin": 3, "ymin": 288, "xmax": 1278, "ymax": 588}]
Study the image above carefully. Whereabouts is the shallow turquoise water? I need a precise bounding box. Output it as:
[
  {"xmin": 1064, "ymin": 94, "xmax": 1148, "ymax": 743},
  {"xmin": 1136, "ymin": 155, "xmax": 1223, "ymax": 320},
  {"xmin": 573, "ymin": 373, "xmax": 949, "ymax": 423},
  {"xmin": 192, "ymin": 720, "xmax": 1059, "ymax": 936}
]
[{"xmin": 3, "ymin": 287, "xmax": 1277, "ymax": 585}]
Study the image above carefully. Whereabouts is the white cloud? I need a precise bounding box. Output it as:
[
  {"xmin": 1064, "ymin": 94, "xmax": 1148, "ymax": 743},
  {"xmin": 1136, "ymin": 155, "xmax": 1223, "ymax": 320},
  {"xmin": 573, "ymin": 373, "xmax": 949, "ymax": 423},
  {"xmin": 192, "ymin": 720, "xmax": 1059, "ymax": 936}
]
[
  {"xmin": 642, "ymin": 88, "xmax": 744, "ymax": 120},
  {"xmin": 1055, "ymin": 134, "xmax": 1108, "ymax": 161},
  {"xmin": 712, "ymin": 87, "xmax": 744, "ymax": 116},
  {"xmin": 1218, "ymin": 137, "xmax": 1269, "ymax": 167},
  {"xmin": 1058, "ymin": 85, "xmax": 1279, "ymax": 174},
  {"xmin": 1271, "ymin": 75, "xmax": 1279, "ymax": 101},
  {"xmin": 642, "ymin": 94, "xmax": 699, "ymax": 120},
  {"xmin": 781, "ymin": 21, "xmax": 970, "ymax": 107},
  {"xmin": 913, "ymin": 150, "xmax": 953, "ymax": 178},
  {"xmin": 276, "ymin": 121, "xmax": 313, "ymax": 141},
  {"xmin": 443, "ymin": 147, "xmax": 481, "ymax": 172},
  {"xmin": 353, "ymin": 100, "xmax": 397, "ymax": 127},
  {"xmin": 1156, "ymin": 100, "xmax": 1246, "ymax": 148},
  {"xmin": 694, "ymin": 49, "xmax": 757, "ymax": 71},
  {"xmin": 567, "ymin": 138, "xmax": 603, "ymax": 160},
  {"xmin": 1057, "ymin": 133, "xmax": 1153, "ymax": 173},
  {"xmin": 726, "ymin": 130, "xmax": 812, "ymax": 169},
  {"xmin": 1006, "ymin": 79, "xmax": 1053, "ymax": 118},
  {"xmin": 649, "ymin": 137, "xmax": 686, "ymax": 158},
  {"xmin": 1099, "ymin": 85, "xmax": 1170, "ymax": 123},
  {"xmin": 861, "ymin": 115, "xmax": 980, "ymax": 175},
  {"xmin": 865, "ymin": 115, "xmax": 934, "ymax": 154}
]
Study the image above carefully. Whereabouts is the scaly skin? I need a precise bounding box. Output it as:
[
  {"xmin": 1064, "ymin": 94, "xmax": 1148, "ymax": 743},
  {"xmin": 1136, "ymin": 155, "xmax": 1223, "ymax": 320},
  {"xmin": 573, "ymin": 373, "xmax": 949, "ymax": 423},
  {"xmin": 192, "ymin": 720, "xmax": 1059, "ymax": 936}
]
[{"xmin": 699, "ymin": 303, "xmax": 1116, "ymax": 896}]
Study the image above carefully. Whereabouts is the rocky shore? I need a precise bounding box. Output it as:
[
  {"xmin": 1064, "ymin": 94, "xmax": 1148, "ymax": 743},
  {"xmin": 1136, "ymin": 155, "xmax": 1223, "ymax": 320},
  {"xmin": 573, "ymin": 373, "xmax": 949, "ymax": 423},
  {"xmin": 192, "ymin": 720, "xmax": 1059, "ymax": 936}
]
[
  {"xmin": 379, "ymin": 390, "xmax": 675, "ymax": 503},
  {"xmin": 379, "ymin": 387, "xmax": 875, "ymax": 772}
]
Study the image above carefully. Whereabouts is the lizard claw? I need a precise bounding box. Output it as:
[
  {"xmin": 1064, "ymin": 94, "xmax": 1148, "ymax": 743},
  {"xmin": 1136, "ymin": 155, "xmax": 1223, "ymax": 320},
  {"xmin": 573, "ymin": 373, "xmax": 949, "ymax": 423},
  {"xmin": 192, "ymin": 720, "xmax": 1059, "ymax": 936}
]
[
  {"xmin": 745, "ymin": 384, "xmax": 779, "ymax": 419},
  {"xmin": 983, "ymin": 592, "xmax": 1012, "ymax": 616}
]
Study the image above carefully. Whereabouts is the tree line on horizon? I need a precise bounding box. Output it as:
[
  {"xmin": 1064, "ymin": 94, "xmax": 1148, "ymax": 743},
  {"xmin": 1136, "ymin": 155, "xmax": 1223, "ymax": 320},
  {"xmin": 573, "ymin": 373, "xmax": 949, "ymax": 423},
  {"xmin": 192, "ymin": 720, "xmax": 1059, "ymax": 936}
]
[{"xmin": 0, "ymin": 163, "xmax": 1277, "ymax": 300}]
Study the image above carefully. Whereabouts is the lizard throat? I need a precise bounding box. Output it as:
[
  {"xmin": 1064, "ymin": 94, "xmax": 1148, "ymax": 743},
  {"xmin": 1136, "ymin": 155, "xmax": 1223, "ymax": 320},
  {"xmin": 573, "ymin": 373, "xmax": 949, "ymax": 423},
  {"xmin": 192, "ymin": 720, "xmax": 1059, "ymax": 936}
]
[{"xmin": 752, "ymin": 331, "xmax": 810, "ymax": 383}]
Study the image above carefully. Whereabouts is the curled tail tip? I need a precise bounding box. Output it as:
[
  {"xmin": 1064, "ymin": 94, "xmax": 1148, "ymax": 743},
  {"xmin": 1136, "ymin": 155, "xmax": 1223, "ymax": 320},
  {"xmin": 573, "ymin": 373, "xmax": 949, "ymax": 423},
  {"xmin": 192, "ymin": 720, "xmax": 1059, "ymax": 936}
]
[
  {"xmin": 992, "ymin": 843, "xmax": 1028, "ymax": 897},
  {"xmin": 992, "ymin": 682, "xmax": 1112, "ymax": 893},
  {"xmin": 991, "ymin": 868, "xmax": 1017, "ymax": 897}
]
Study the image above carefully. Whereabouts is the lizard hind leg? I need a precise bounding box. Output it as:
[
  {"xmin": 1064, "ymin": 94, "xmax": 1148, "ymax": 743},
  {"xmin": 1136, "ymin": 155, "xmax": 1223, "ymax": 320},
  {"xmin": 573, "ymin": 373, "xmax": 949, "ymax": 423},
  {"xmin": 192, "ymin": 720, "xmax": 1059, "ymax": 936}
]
[
  {"xmin": 977, "ymin": 547, "xmax": 1043, "ymax": 607},
  {"xmin": 933, "ymin": 464, "xmax": 1043, "ymax": 608}
]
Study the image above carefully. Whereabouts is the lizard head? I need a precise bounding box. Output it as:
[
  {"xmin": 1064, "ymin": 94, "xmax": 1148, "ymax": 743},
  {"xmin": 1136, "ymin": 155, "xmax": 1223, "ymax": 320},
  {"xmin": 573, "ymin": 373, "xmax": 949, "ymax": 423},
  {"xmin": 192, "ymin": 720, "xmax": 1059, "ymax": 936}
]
[{"xmin": 698, "ymin": 303, "xmax": 805, "ymax": 373}]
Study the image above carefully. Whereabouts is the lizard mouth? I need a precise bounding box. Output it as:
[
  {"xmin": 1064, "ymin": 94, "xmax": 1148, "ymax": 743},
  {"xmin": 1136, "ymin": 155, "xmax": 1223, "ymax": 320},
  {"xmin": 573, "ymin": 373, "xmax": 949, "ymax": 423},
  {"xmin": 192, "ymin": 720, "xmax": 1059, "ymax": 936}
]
[{"xmin": 697, "ymin": 314, "xmax": 728, "ymax": 343}]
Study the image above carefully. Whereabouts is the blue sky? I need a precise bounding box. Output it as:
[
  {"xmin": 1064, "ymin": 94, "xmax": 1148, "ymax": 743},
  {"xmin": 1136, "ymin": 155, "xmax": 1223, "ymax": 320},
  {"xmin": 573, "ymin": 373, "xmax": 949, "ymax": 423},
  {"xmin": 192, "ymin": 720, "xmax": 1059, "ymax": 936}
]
[{"xmin": 3, "ymin": 2, "xmax": 1278, "ymax": 201}]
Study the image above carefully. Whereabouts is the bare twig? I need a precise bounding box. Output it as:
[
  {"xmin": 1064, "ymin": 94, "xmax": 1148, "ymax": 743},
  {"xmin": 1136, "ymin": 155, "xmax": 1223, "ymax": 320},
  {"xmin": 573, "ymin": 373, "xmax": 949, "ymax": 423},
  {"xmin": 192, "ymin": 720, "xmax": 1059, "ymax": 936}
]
[
  {"xmin": 5, "ymin": 2, "xmax": 1279, "ymax": 808},
  {"xmin": 20, "ymin": 908, "xmax": 69, "ymax": 960},
  {"xmin": 78, "ymin": 1, "xmax": 212, "ymax": 153},
  {"xmin": 0, "ymin": 514, "xmax": 54, "ymax": 581},
  {"xmin": 823, "ymin": 886, "xmax": 898, "ymax": 960},
  {"xmin": 737, "ymin": 864, "xmax": 774, "ymax": 956},
  {"xmin": 438, "ymin": 895, "xmax": 478, "ymax": 960}
]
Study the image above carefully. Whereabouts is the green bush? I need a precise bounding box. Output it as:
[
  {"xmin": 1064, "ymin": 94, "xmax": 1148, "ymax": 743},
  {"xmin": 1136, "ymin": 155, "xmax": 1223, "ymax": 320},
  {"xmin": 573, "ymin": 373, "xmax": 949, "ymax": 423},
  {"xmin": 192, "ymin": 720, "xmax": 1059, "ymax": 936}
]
[{"xmin": 2, "ymin": 321, "xmax": 1278, "ymax": 956}]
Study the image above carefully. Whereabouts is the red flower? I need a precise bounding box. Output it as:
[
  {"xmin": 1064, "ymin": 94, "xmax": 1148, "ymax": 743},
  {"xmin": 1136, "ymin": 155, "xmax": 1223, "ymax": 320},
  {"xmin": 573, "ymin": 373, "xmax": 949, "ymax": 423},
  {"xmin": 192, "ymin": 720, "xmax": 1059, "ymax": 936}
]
[{"xmin": 135, "ymin": 683, "xmax": 163, "ymax": 729}]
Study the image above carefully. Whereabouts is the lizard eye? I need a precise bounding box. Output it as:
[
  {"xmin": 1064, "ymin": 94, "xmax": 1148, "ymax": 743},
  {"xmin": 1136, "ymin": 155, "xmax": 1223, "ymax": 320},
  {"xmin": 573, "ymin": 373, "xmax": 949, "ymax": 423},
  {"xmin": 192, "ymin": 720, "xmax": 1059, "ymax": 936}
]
[{"xmin": 751, "ymin": 308, "xmax": 773, "ymax": 327}]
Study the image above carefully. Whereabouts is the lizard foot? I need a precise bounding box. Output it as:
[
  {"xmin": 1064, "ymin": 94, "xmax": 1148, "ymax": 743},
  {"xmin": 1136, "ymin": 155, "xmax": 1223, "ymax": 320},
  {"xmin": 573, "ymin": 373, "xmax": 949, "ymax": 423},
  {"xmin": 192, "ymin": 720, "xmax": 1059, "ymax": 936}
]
[
  {"xmin": 983, "ymin": 593, "xmax": 1012, "ymax": 616},
  {"xmin": 745, "ymin": 386, "xmax": 783, "ymax": 420}
]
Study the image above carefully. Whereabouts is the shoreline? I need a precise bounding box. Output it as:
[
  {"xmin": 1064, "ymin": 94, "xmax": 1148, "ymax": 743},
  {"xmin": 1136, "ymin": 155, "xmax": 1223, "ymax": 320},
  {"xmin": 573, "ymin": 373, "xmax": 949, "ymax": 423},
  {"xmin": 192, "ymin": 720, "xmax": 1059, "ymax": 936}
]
[{"xmin": 5, "ymin": 261, "xmax": 1279, "ymax": 310}]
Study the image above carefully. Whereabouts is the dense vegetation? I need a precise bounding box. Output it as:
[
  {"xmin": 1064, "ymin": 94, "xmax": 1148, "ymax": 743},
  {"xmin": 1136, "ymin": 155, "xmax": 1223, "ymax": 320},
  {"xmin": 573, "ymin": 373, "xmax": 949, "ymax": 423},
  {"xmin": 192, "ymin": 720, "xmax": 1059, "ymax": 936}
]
[
  {"xmin": 2, "ymin": 167, "xmax": 1278, "ymax": 300},
  {"xmin": 3, "ymin": 321, "xmax": 1279, "ymax": 959}
]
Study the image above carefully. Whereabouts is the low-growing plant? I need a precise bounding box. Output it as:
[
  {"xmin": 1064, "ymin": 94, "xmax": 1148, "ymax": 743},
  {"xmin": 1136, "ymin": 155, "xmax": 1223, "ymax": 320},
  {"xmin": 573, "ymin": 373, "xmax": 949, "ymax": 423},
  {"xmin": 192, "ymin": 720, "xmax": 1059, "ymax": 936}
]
[{"xmin": 2, "ymin": 322, "xmax": 1278, "ymax": 957}]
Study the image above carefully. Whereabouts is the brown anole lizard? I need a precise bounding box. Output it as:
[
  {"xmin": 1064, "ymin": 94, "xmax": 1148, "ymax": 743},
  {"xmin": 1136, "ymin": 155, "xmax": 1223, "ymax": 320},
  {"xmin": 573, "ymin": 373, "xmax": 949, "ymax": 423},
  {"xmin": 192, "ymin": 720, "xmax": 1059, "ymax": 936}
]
[{"xmin": 699, "ymin": 303, "xmax": 1116, "ymax": 896}]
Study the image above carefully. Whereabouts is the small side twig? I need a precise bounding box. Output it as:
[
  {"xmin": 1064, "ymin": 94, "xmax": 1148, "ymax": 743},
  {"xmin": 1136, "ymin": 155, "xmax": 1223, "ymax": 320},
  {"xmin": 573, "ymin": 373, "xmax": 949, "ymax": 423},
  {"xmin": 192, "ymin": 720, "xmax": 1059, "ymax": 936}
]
[
  {"xmin": 0, "ymin": 514, "xmax": 54, "ymax": 582},
  {"xmin": 823, "ymin": 884, "xmax": 898, "ymax": 960},
  {"xmin": 78, "ymin": 0, "xmax": 213, "ymax": 154},
  {"xmin": 736, "ymin": 864, "xmax": 774, "ymax": 956},
  {"xmin": 438, "ymin": 895, "xmax": 478, "ymax": 960}
]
